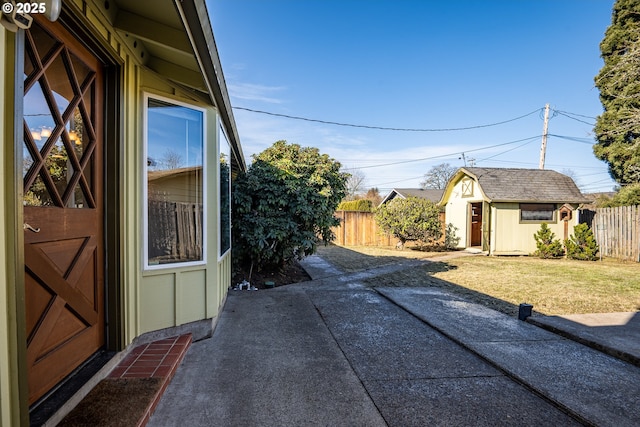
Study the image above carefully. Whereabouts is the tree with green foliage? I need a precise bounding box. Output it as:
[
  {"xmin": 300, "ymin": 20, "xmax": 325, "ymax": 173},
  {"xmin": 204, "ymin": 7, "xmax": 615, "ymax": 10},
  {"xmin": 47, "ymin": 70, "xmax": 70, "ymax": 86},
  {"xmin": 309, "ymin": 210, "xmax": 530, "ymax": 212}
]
[
  {"xmin": 596, "ymin": 183, "xmax": 640, "ymax": 207},
  {"xmin": 594, "ymin": 0, "xmax": 640, "ymax": 185},
  {"xmin": 374, "ymin": 196, "xmax": 442, "ymax": 247},
  {"xmin": 565, "ymin": 223, "xmax": 600, "ymax": 261},
  {"xmin": 232, "ymin": 141, "xmax": 348, "ymax": 277},
  {"xmin": 533, "ymin": 223, "xmax": 564, "ymax": 258}
]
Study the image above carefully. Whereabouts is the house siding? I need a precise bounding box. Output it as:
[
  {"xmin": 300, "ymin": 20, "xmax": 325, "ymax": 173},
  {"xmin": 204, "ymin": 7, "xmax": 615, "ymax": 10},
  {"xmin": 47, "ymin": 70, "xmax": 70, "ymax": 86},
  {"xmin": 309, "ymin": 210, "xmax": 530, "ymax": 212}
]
[
  {"xmin": 491, "ymin": 203, "xmax": 579, "ymax": 255},
  {"xmin": 1, "ymin": 0, "xmax": 237, "ymax": 419},
  {"xmin": 443, "ymin": 176, "xmax": 484, "ymax": 248},
  {"xmin": 138, "ymin": 87, "xmax": 223, "ymax": 336}
]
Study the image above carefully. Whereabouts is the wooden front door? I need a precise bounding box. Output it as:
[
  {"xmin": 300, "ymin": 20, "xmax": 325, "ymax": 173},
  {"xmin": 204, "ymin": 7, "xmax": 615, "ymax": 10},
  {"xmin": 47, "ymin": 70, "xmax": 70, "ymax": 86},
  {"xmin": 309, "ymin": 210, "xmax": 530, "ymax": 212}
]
[
  {"xmin": 470, "ymin": 202, "xmax": 482, "ymax": 247},
  {"xmin": 22, "ymin": 18, "xmax": 105, "ymax": 405}
]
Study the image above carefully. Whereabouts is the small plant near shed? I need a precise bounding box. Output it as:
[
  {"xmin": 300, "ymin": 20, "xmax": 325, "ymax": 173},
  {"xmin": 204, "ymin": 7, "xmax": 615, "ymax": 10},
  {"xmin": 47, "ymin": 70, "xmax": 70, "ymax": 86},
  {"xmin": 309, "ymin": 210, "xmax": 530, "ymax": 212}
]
[
  {"xmin": 533, "ymin": 223, "xmax": 564, "ymax": 258},
  {"xmin": 444, "ymin": 223, "xmax": 461, "ymax": 250},
  {"xmin": 564, "ymin": 223, "xmax": 599, "ymax": 261}
]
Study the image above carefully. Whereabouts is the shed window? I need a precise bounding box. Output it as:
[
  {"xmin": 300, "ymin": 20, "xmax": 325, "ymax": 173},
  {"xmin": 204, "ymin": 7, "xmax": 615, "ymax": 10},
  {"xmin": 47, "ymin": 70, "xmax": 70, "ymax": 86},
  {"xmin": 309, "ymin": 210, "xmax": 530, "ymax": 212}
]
[
  {"xmin": 520, "ymin": 203, "xmax": 555, "ymax": 222},
  {"xmin": 462, "ymin": 179, "xmax": 473, "ymax": 197},
  {"xmin": 144, "ymin": 95, "xmax": 206, "ymax": 268}
]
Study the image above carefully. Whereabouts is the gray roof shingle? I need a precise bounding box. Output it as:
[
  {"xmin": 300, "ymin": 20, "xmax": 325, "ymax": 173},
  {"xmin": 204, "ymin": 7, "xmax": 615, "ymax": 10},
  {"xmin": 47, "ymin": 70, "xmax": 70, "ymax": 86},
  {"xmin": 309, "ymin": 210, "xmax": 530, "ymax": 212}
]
[{"xmin": 463, "ymin": 167, "xmax": 589, "ymax": 203}]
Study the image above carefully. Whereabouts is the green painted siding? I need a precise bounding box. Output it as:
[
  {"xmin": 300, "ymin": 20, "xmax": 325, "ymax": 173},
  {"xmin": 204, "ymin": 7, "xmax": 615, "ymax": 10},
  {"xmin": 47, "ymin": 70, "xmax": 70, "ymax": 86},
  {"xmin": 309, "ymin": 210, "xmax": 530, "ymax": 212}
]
[
  {"xmin": 492, "ymin": 203, "xmax": 580, "ymax": 255},
  {"xmin": 1, "ymin": 0, "xmax": 235, "ymax": 418},
  {"xmin": 140, "ymin": 274, "xmax": 176, "ymax": 332}
]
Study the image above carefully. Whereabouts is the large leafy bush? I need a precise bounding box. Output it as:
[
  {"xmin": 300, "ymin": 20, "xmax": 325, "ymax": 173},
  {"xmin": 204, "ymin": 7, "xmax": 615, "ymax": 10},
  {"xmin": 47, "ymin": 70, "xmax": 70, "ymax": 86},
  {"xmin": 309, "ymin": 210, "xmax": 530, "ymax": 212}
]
[
  {"xmin": 232, "ymin": 141, "xmax": 347, "ymax": 275},
  {"xmin": 374, "ymin": 197, "xmax": 442, "ymax": 247}
]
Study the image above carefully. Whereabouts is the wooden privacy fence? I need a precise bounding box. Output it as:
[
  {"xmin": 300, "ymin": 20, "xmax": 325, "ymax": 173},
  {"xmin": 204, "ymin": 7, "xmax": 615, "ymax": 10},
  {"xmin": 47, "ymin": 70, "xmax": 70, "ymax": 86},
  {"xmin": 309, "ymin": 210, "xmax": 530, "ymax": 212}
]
[
  {"xmin": 591, "ymin": 205, "xmax": 640, "ymax": 262},
  {"xmin": 332, "ymin": 211, "xmax": 400, "ymax": 246},
  {"xmin": 331, "ymin": 210, "xmax": 445, "ymax": 247},
  {"xmin": 148, "ymin": 200, "xmax": 203, "ymax": 262}
]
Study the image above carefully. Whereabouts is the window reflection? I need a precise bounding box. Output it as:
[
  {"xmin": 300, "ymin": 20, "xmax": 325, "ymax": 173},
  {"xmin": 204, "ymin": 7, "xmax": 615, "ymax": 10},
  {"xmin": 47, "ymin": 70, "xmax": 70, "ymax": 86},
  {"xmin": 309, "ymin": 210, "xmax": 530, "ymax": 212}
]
[
  {"xmin": 146, "ymin": 97, "xmax": 205, "ymax": 266},
  {"xmin": 23, "ymin": 21, "xmax": 95, "ymax": 209},
  {"xmin": 219, "ymin": 126, "xmax": 231, "ymax": 256}
]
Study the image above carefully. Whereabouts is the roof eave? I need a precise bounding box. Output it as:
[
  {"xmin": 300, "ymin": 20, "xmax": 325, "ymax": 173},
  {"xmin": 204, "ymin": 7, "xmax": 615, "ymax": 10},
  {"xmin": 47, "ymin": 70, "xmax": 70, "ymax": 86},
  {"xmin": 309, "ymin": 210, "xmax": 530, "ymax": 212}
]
[
  {"xmin": 174, "ymin": 0, "xmax": 246, "ymax": 173},
  {"xmin": 490, "ymin": 199, "xmax": 589, "ymax": 204}
]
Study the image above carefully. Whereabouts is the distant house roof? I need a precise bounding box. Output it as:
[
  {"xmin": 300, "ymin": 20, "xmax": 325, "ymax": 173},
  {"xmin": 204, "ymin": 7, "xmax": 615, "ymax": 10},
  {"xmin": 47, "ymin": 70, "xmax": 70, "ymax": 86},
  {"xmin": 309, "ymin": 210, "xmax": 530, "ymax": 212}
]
[
  {"xmin": 444, "ymin": 167, "xmax": 589, "ymax": 204},
  {"xmin": 380, "ymin": 188, "xmax": 444, "ymax": 205}
]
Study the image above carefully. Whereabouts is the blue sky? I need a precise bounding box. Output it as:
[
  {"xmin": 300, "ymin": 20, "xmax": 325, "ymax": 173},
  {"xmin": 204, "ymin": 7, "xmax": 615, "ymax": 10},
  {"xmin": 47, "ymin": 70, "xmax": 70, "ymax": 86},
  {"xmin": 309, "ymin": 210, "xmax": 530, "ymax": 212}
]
[{"xmin": 208, "ymin": 0, "xmax": 617, "ymax": 193}]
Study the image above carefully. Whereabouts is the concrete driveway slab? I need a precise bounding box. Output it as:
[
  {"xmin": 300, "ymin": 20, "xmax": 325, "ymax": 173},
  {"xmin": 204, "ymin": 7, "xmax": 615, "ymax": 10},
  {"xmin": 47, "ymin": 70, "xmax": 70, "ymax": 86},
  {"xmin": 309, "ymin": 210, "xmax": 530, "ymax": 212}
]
[
  {"xmin": 309, "ymin": 289, "xmax": 580, "ymax": 426},
  {"xmin": 377, "ymin": 287, "xmax": 557, "ymax": 343},
  {"xmin": 309, "ymin": 289, "xmax": 500, "ymax": 380},
  {"xmin": 149, "ymin": 290, "xmax": 386, "ymax": 427},
  {"xmin": 364, "ymin": 376, "xmax": 581, "ymax": 427},
  {"xmin": 379, "ymin": 286, "xmax": 640, "ymax": 427}
]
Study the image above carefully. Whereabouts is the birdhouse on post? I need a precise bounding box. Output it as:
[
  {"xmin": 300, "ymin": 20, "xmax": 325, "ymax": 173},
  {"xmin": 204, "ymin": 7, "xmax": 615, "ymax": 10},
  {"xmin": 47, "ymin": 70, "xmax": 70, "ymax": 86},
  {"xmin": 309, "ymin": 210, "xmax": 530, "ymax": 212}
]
[{"xmin": 559, "ymin": 204, "xmax": 574, "ymax": 241}]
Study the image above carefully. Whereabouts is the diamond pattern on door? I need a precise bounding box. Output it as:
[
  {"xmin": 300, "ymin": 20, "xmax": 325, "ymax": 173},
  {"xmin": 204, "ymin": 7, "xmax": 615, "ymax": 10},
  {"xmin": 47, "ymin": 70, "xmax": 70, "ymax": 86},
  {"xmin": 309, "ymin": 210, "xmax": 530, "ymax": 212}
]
[{"xmin": 23, "ymin": 18, "xmax": 105, "ymax": 405}]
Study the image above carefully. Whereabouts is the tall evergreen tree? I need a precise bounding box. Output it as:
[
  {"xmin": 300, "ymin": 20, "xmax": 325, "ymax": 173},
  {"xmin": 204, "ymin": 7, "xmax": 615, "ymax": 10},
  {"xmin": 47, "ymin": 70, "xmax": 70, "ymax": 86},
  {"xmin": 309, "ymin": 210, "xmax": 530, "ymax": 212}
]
[{"xmin": 594, "ymin": 0, "xmax": 640, "ymax": 184}]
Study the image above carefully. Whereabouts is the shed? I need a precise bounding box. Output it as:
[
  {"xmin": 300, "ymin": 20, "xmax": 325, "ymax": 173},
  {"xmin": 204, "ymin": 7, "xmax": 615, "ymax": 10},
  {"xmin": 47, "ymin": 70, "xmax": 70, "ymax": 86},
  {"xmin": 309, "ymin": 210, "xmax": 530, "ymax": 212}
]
[{"xmin": 439, "ymin": 167, "xmax": 589, "ymax": 255}]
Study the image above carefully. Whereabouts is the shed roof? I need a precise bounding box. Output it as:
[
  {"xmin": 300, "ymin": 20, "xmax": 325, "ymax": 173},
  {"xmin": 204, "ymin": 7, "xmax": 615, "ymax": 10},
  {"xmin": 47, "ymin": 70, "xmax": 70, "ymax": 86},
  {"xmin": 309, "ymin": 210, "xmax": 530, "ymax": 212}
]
[{"xmin": 456, "ymin": 167, "xmax": 589, "ymax": 203}]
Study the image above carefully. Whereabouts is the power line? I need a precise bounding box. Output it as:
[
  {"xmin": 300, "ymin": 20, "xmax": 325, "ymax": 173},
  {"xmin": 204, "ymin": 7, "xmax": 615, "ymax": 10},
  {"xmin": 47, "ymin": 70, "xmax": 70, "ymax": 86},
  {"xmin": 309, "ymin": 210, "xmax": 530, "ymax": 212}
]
[
  {"xmin": 553, "ymin": 109, "xmax": 597, "ymax": 120},
  {"xmin": 476, "ymin": 138, "xmax": 538, "ymax": 163},
  {"xmin": 341, "ymin": 135, "xmax": 542, "ymax": 171},
  {"xmin": 233, "ymin": 106, "xmax": 543, "ymax": 132},
  {"xmin": 549, "ymin": 134, "xmax": 596, "ymax": 144},
  {"xmin": 552, "ymin": 110, "xmax": 596, "ymax": 126}
]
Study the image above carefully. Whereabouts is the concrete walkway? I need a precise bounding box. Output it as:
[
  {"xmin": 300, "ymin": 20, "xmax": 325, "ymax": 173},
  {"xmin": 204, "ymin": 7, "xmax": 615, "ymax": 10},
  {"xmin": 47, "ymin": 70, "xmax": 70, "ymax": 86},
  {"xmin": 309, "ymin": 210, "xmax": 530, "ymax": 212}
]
[{"xmin": 149, "ymin": 254, "xmax": 640, "ymax": 426}]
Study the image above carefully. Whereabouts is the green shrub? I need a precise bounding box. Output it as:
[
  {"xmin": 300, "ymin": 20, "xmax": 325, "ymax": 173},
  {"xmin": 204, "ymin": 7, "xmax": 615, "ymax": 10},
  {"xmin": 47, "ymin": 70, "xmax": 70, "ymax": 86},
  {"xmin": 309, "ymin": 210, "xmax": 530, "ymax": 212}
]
[
  {"xmin": 337, "ymin": 199, "xmax": 374, "ymax": 212},
  {"xmin": 444, "ymin": 223, "xmax": 460, "ymax": 250},
  {"xmin": 564, "ymin": 223, "xmax": 599, "ymax": 261},
  {"xmin": 374, "ymin": 197, "xmax": 442, "ymax": 246},
  {"xmin": 597, "ymin": 183, "xmax": 640, "ymax": 208},
  {"xmin": 232, "ymin": 141, "xmax": 347, "ymax": 276},
  {"xmin": 533, "ymin": 223, "xmax": 564, "ymax": 258}
]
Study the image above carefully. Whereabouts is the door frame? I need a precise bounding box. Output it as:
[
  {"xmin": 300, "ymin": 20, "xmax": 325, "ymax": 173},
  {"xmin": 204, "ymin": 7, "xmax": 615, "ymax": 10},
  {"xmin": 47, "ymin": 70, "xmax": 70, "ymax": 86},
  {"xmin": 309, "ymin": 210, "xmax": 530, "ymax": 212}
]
[
  {"xmin": 469, "ymin": 202, "xmax": 483, "ymax": 247},
  {"xmin": 14, "ymin": 9, "xmax": 123, "ymax": 414}
]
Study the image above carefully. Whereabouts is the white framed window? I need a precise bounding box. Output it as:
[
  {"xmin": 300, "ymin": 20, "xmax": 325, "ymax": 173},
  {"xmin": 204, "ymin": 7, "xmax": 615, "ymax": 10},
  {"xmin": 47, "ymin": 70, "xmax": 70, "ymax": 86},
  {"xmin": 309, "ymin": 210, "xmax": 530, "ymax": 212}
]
[
  {"xmin": 143, "ymin": 94, "xmax": 207, "ymax": 269},
  {"xmin": 219, "ymin": 125, "xmax": 231, "ymax": 258}
]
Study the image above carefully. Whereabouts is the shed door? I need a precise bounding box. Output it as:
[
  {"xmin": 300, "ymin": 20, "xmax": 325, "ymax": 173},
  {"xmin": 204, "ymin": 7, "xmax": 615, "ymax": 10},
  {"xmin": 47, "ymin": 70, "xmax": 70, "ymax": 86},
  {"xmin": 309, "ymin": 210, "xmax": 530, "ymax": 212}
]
[
  {"xmin": 22, "ymin": 19, "xmax": 105, "ymax": 405},
  {"xmin": 470, "ymin": 202, "xmax": 482, "ymax": 247}
]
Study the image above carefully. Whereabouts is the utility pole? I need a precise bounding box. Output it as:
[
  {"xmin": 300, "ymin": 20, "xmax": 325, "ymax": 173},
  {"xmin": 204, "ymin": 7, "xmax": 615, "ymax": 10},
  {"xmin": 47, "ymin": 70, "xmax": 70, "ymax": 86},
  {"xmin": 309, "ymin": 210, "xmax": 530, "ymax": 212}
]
[{"xmin": 539, "ymin": 103, "xmax": 550, "ymax": 169}]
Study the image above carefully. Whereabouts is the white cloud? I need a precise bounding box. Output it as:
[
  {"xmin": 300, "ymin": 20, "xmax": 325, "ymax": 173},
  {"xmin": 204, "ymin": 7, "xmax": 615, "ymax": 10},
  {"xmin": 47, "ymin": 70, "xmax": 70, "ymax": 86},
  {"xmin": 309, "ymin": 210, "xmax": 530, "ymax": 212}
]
[{"xmin": 227, "ymin": 82, "xmax": 287, "ymax": 104}]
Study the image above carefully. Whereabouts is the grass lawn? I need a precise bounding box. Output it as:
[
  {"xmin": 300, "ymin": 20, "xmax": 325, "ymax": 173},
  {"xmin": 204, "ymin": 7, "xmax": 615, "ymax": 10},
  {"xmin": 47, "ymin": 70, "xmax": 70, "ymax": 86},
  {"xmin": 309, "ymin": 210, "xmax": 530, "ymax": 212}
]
[{"xmin": 315, "ymin": 245, "xmax": 640, "ymax": 316}]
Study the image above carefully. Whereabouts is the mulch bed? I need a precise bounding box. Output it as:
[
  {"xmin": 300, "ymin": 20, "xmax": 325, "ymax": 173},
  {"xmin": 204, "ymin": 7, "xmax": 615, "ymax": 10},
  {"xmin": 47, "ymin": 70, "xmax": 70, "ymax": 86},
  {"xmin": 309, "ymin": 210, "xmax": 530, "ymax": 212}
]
[
  {"xmin": 232, "ymin": 260, "xmax": 311, "ymax": 289},
  {"xmin": 58, "ymin": 378, "xmax": 162, "ymax": 427}
]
